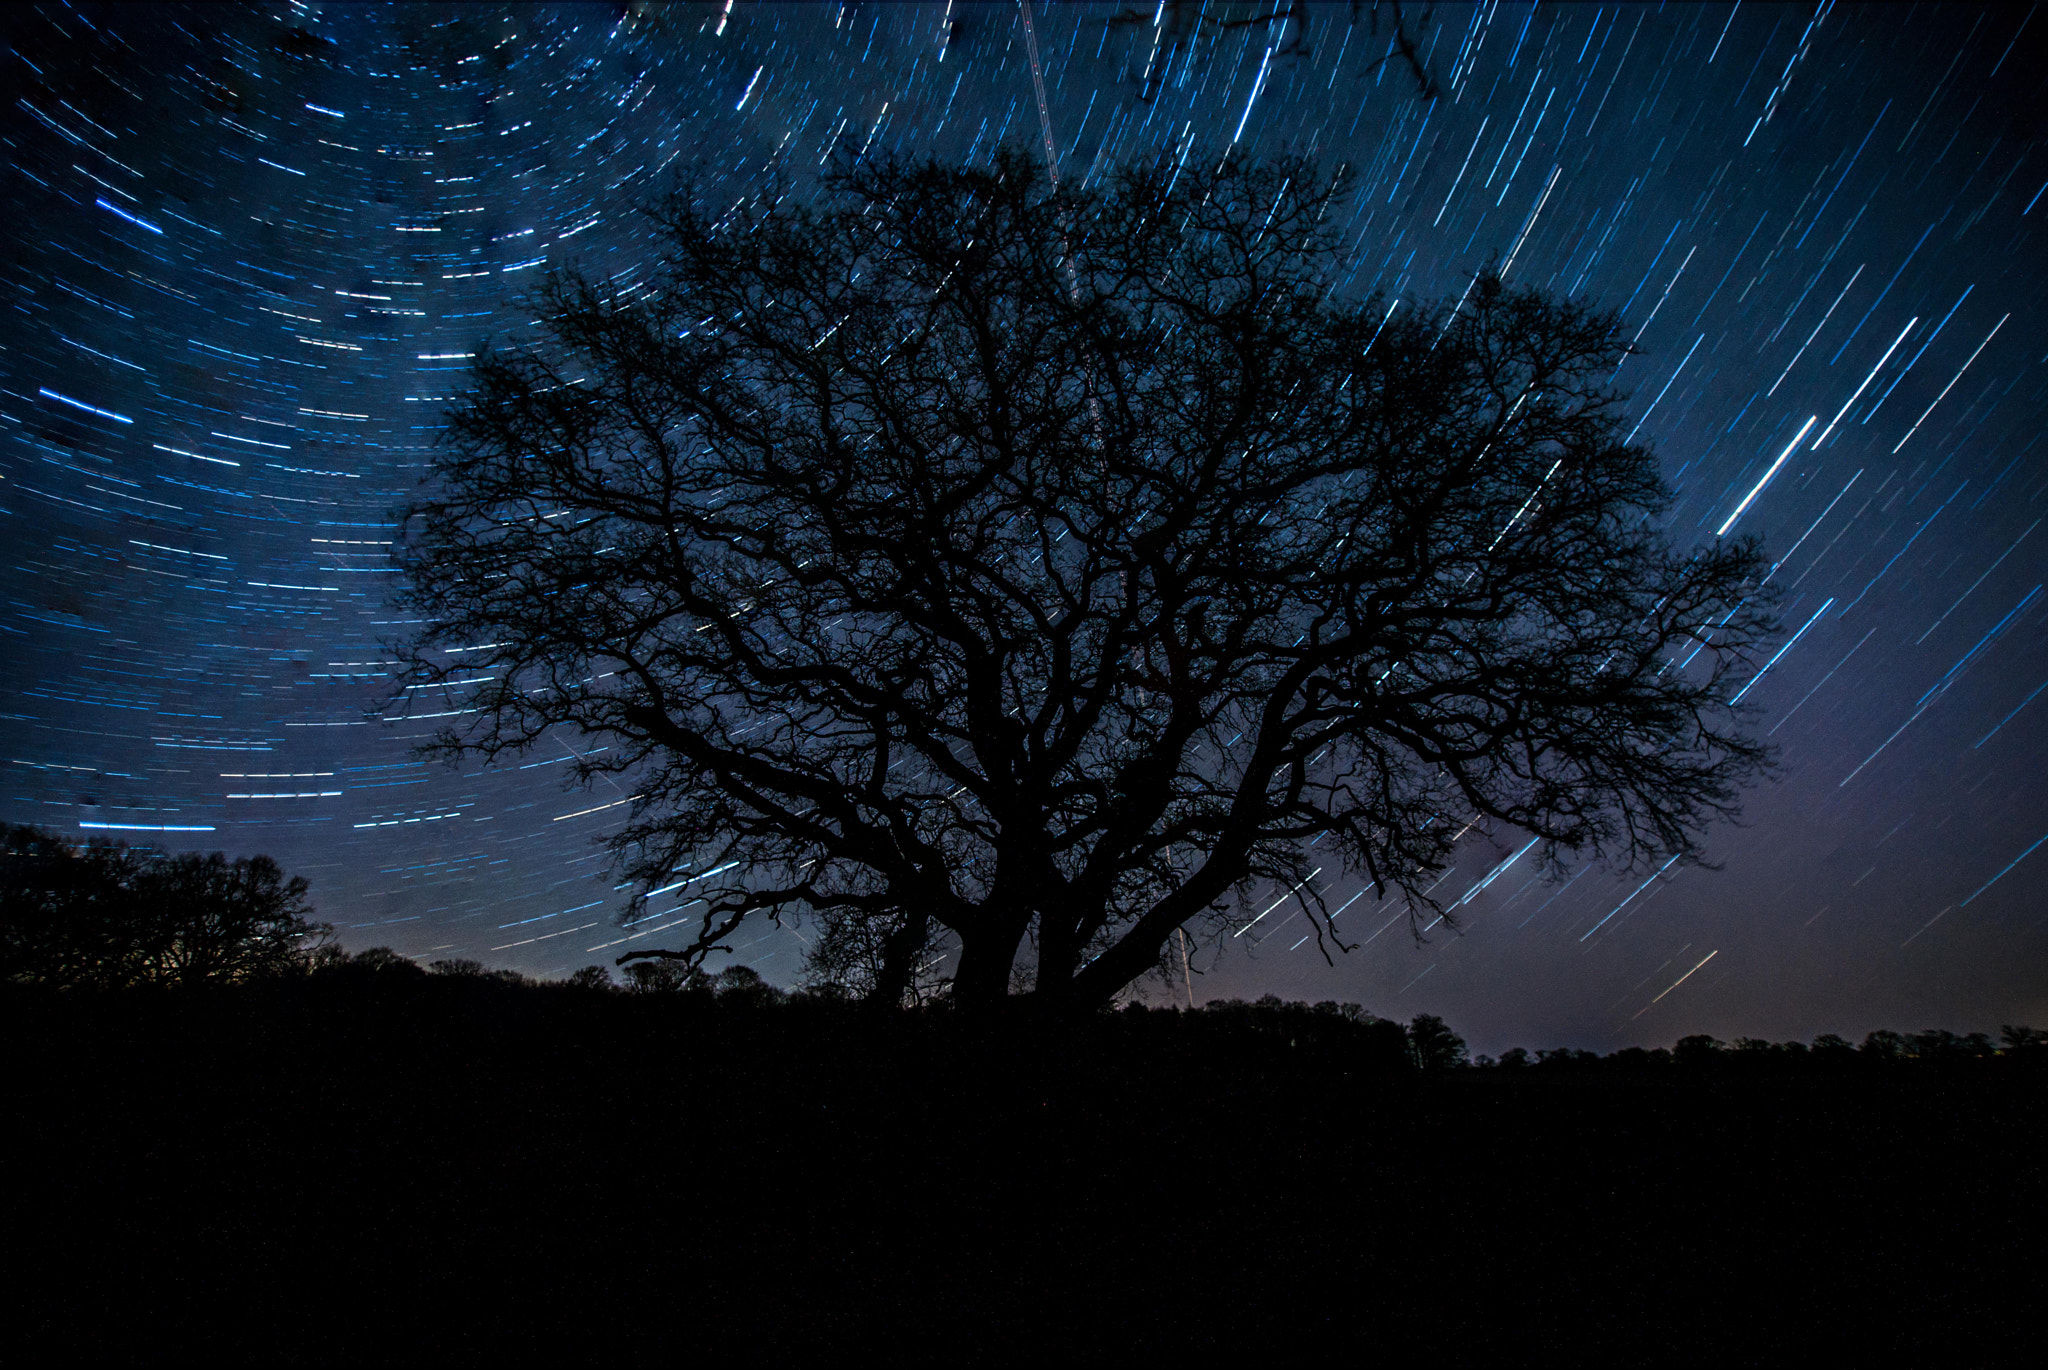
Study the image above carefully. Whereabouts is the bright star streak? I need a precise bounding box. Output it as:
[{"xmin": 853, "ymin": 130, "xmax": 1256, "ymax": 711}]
[
  {"xmin": 1718, "ymin": 416, "xmax": 1816, "ymax": 537},
  {"xmin": 1633, "ymin": 949, "xmax": 1718, "ymax": 1017},
  {"xmin": 1810, "ymin": 316, "xmax": 1917, "ymax": 449},
  {"xmin": 1893, "ymin": 313, "xmax": 2009, "ymax": 453},
  {"xmin": 1730, "ymin": 597, "xmax": 1833, "ymax": 704},
  {"xmin": 1579, "ymin": 854, "xmax": 1682, "ymax": 942}
]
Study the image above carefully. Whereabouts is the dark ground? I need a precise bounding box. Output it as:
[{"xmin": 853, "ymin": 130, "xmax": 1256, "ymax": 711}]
[{"xmin": 6, "ymin": 980, "xmax": 2040, "ymax": 1362}]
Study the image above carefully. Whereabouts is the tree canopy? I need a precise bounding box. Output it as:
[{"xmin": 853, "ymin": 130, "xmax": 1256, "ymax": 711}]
[
  {"xmin": 0, "ymin": 824, "xmax": 328, "ymax": 988},
  {"xmin": 397, "ymin": 147, "xmax": 1776, "ymax": 1017}
]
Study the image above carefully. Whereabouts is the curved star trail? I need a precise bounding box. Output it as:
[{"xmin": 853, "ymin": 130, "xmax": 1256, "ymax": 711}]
[{"xmin": 2, "ymin": 2, "xmax": 2043, "ymax": 1050}]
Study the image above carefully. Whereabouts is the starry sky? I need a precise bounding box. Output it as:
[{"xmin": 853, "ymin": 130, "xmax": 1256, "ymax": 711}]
[{"xmin": 3, "ymin": 1, "xmax": 2044, "ymax": 1051}]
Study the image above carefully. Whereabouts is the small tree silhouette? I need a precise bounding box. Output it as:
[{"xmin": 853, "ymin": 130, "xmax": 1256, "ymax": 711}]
[
  {"xmin": 398, "ymin": 148, "xmax": 1776, "ymax": 1019},
  {"xmin": 1673, "ymin": 1034, "xmax": 1726, "ymax": 1068},
  {"xmin": 1407, "ymin": 1013, "xmax": 1469, "ymax": 1071},
  {"xmin": 621, "ymin": 959, "xmax": 708, "ymax": 996},
  {"xmin": 1, "ymin": 824, "xmax": 327, "ymax": 988},
  {"xmin": 2000, "ymin": 1025, "xmax": 2048, "ymax": 1055},
  {"xmin": 1811, "ymin": 1033, "xmax": 1855, "ymax": 1059}
]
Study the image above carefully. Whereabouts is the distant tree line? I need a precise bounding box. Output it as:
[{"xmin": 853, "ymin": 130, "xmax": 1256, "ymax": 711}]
[
  {"xmin": 271, "ymin": 948, "xmax": 2048, "ymax": 1074},
  {"xmin": 1477, "ymin": 1026, "xmax": 2048, "ymax": 1073},
  {"xmin": 8, "ymin": 823, "xmax": 2038, "ymax": 1076},
  {"xmin": 228, "ymin": 946, "xmax": 2048, "ymax": 1076}
]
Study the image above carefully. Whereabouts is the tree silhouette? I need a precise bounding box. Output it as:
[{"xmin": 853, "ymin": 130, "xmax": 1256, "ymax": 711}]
[
  {"xmin": 397, "ymin": 147, "xmax": 1776, "ymax": 1018},
  {"xmin": 1, "ymin": 824, "xmax": 327, "ymax": 987},
  {"xmin": 340, "ymin": 945, "xmax": 426, "ymax": 978},
  {"xmin": 1811, "ymin": 1033, "xmax": 1855, "ymax": 1059},
  {"xmin": 620, "ymin": 958, "xmax": 708, "ymax": 996},
  {"xmin": 2000, "ymin": 1025, "xmax": 2048, "ymax": 1055},
  {"xmin": 1673, "ymin": 1034, "xmax": 1725, "ymax": 1068},
  {"xmin": 2, "ymin": 824, "xmax": 150, "ymax": 988},
  {"xmin": 1407, "ymin": 1013, "xmax": 1469, "ymax": 1071},
  {"xmin": 797, "ymin": 904, "xmax": 952, "ymax": 1008},
  {"xmin": 141, "ymin": 850, "xmax": 326, "ymax": 985},
  {"xmin": 710, "ymin": 963, "xmax": 786, "ymax": 1009}
]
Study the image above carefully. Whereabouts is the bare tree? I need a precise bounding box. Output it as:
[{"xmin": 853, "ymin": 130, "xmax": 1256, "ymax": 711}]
[
  {"xmin": 396, "ymin": 148, "xmax": 1775, "ymax": 1019},
  {"xmin": 143, "ymin": 851, "xmax": 325, "ymax": 985},
  {"xmin": 1, "ymin": 825, "xmax": 328, "ymax": 988}
]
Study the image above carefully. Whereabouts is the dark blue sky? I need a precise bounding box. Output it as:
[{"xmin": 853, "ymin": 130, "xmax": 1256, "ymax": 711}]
[{"xmin": 3, "ymin": 2, "xmax": 2044, "ymax": 1051}]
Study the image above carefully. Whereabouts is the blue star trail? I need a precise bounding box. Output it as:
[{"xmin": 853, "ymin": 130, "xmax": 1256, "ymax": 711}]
[{"xmin": 2, "ymin": 2, "xmax": 2043, "ymax": 1051}]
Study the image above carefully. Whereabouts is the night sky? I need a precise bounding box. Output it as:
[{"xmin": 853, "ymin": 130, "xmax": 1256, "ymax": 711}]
[{"xmin": 3, "ymin": 1, "xmax": 2044, "ymax": 1052}]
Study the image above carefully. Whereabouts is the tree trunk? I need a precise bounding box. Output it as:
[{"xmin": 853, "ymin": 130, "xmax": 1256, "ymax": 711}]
[
  {"xmin": 1033, "ymin": 909, "xmax": 1081, "ymax": 1008},
  {"xmin": 948, "ymin": 925, "xmax": 1020, "ymax": 1012},
  {"xmin": 866, "ymin": 906, "xmax": 930, "ymax": 1012},
  {"xmin": 1069, "ymin": 919, "xmax": 1182, "ymax": 1012}
]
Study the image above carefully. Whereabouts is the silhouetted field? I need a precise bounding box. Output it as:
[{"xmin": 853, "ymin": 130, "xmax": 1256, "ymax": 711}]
[{"xmin": 6, "ymin": 975, "xmax": 2040, "ymax": 1360}]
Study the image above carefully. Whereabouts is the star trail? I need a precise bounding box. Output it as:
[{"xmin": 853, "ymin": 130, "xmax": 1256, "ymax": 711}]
[{"xmin": 2, "ymin": 1, "xmax": 2043, "ymax": 1050}]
